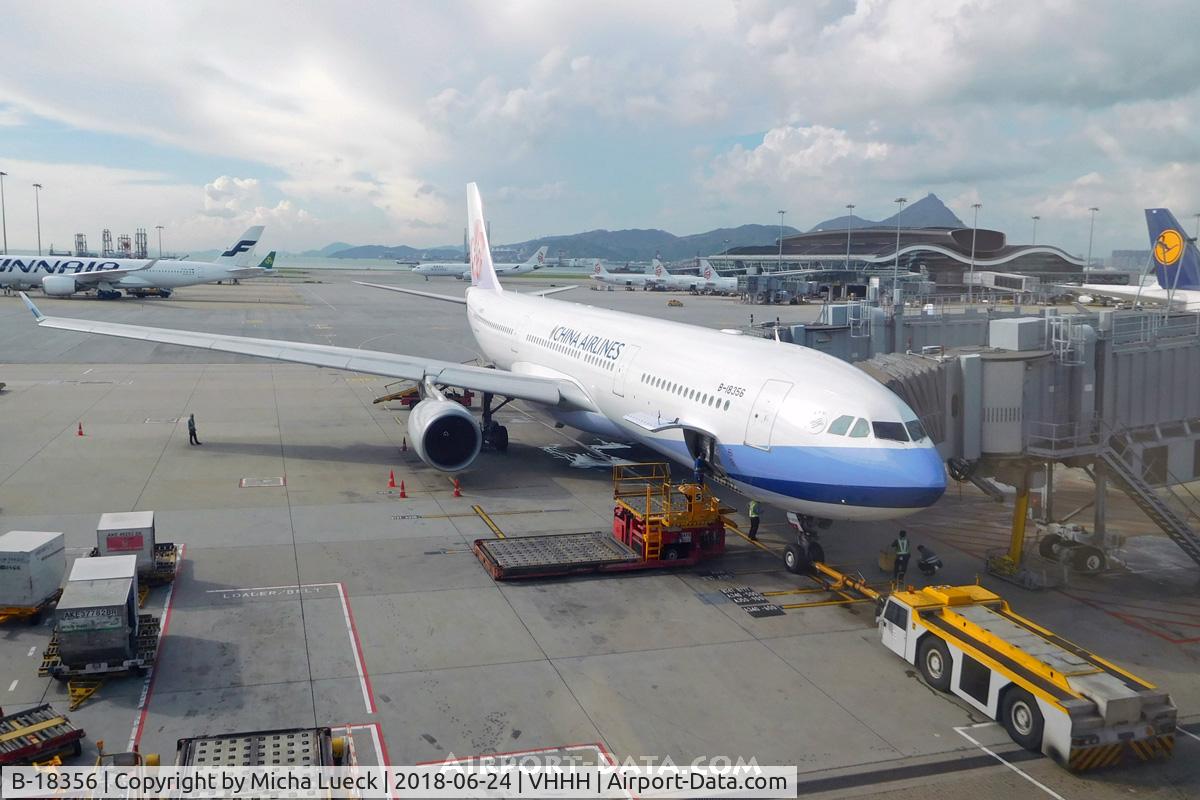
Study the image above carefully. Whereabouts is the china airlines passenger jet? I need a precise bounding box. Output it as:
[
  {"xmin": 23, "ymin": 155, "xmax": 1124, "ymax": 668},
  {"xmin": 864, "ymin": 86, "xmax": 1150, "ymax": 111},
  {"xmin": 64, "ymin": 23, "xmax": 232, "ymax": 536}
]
[
  {"xmin": 20, "ymin": 185, "xmax": 945, "ymax": 522},
  {"xmin": 0, "ymin": 227, "xmax": 265, "ymax": 299}
]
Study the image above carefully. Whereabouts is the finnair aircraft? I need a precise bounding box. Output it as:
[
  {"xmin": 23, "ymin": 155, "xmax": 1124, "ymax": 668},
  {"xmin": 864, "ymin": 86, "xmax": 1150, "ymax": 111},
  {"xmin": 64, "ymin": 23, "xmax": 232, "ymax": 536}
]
[
  {"xmin": 590, "ymin": 260, "xmax": 657, "ymax": 289},
  {"xmin": 651, "ymin": 259, "xmax": 705, "ymax": 291},
  {"xmin": 0, "ymin": 227, "xmax": 265, "ymax": 299},
  {"xmin": 700, "ymin": 260, "xmax": 738, "ymax": 293},
  {"xmin": 20, "ymin": 184, "xmax": 945, "ymax": 523},
  {"xmin": 1062, "ymin": 209, "xmax": 1200, "ymax": 310},
  {"xmin": 413, "ymin": 245, "xmax": 548, "ymax": 280}
]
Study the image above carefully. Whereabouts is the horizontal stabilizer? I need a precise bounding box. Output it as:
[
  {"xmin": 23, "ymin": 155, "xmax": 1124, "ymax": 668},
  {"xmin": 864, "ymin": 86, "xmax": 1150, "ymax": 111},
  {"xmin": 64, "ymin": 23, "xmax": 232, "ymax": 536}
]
[{"xmin": 353, "ymin": 281, "xmax": 467, "ymax": 305}]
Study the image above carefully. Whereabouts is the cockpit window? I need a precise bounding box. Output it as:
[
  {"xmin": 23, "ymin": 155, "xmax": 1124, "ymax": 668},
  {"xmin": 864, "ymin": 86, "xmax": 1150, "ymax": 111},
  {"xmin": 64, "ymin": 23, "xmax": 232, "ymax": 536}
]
[
  {"xmin": 828, "ymin": 415, "xmax": 854, "ymax": 435},
  {"xmin": 905, "ymin": 420, "xmax": 927, "ymax": 441},
  {"xmin": 873, "ymin": 421, "xmax": 909, "ymax": 442},
  {"xmin": 850, "ymin": 418, "xmax": 870, "ymax": 438}
]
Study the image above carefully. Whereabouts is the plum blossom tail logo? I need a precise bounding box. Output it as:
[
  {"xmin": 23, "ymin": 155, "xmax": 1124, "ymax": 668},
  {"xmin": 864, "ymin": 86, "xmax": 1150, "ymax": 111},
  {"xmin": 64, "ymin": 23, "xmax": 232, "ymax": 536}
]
[
  {"xmin": 470, "ymin": 221, "xmax": 487, "ymax": 282},
  {"xmin": 537, "ymin": 251, "xmax": 545, "ymax": 264},
  {"xmin": 704, "ymin": 267, "xmax": 713, "ymax": 279},
  {"xmin": 1155, "ymin": 229, "xmax": 1184, "ymax": 267}
]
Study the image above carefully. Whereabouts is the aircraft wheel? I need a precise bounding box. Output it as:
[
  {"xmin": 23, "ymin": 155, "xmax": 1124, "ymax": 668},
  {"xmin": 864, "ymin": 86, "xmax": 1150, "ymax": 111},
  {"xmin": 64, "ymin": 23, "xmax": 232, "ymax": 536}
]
[
  {"xmin": 784, "ymin": 544, "xmax": 804, "ymax": 574},
  {"xmin": 1001, "ymin": 688, "xmax": 1045, "ymax": 752},
  {"xmin": 160, "ymin": 289, "xmax": 172, "ymax": 299},
  {"xmin": 807, "ymin": 541, "xmax": 825, "ymax": 565}
]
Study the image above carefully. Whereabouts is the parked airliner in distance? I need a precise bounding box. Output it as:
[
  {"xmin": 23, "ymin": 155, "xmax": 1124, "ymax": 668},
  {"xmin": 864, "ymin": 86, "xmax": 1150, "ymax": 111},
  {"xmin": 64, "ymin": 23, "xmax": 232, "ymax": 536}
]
[
  {"xmin": 700, "ymin": 260, "xmax": 738, "ymax": 293},
  {"xmin": 651, "ymin": 259, "xmax": 705, "ymax": 291},
  {"xmin": 590, "ymin": 260, "xmax": 657, "ymax": 289},
  {"xmin": 1062, "ymin": 209, "xmax": 1200, "ymax": 310},
  {"xmin": 20, "ymin": 184, "xmax": 945, "ymax": 526},
  {"xmin": 0, "ymin": 227, "xmax": 265, "ymax": 299},
  {"xmin": 413, "ymin": 245, "xmax": 548, "ymax": 280}
]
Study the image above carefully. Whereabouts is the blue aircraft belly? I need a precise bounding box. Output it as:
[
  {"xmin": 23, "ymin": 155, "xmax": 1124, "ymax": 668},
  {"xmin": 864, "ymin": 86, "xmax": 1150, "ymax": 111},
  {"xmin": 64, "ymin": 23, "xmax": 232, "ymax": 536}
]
[{"xmin": 657, "ymin": 439, "xmax": 946, "ymax": 509}]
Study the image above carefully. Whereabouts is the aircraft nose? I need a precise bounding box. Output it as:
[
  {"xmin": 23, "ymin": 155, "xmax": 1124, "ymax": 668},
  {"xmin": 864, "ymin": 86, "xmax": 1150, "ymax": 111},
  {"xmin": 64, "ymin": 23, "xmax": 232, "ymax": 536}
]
[{"xmin": 906, "ymin": 445, "xmax": 948, "ymax": 502}]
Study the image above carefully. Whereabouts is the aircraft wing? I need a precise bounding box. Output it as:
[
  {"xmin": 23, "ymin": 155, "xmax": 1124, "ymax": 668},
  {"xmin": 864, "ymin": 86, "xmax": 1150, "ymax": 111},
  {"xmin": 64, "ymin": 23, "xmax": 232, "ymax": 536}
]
[
  {"xmin": 65, "ymin": 260, "xmax": 158, "ymax": 284},
  {"xmin": 18, "ymin": 292, "xmax": 591, "ymax": 409},
  {"xmin": 1058, "ymin": 283, "xmax": 1200, "ymax": 310}
]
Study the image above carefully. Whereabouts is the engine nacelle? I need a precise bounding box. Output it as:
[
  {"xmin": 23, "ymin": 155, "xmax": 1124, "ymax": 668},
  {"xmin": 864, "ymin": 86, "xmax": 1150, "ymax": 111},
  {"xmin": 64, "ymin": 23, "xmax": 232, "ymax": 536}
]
[
  {"xmin": 41, "ymin": 276, "xmax": 80, "ymax": 296},
  {"xmin": 408, "ymin": 398, "xmax": 482, "ymax": 472}
]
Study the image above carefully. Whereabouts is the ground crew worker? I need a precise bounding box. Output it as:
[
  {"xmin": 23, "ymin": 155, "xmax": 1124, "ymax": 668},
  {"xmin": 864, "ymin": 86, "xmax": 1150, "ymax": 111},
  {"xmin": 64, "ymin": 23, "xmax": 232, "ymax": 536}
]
[
  {"xmin": 187, "ymin": 413, "xmax": 202, "ymax": 446},
  {"xmin": 748, "ymin": 499, "xmax": 760, "ymax": 541},
  {"xmin": 917, "ymin": 544, "xmax": 943, "ymax": 578},
  {"xmin": 692, "ymin": 453, "xmax": 706, "ymax": 486},
  {"xmin": 890, "ymin": 530, "xmax": 910, "ymax": 582}
]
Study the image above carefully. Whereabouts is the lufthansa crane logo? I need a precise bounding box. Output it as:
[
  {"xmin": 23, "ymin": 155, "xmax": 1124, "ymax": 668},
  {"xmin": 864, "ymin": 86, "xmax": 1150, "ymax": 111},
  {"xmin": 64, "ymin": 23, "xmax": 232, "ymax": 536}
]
[{"xmin": 1155, "ymin": 229, "xmax": 1184, "ymax": 266}]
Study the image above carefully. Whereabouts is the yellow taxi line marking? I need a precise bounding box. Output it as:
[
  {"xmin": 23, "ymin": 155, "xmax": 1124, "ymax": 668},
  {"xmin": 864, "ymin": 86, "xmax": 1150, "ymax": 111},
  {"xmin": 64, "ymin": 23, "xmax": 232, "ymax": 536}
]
[{"xmin": 472, "ymin": 505, "xmax": 505, "ymax": 539}]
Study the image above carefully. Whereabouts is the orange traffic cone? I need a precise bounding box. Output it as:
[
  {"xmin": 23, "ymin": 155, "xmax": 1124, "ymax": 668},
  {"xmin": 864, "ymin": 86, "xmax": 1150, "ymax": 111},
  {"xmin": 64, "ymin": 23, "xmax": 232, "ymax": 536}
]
[
  {"xmin": 77, "ymin": 422, "xmax": 84, "ymax": 437},
  {"xmin": 399, "ymin": 481, "xmax": 407, "ymax": 499},
  {"xmin": 401, "ymin": 437, "xmax": 408, "ymax": 452},
  {"xmin": 452, "ymin": 478, "xmax": 462, "ymax": 498},
  {"xmin": 388, "ymin": 470, "xmax": 396, "ymax": 488}
]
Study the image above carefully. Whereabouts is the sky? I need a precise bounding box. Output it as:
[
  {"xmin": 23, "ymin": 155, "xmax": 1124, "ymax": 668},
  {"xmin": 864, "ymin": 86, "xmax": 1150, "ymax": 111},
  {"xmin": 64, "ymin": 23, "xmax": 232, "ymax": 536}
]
[{"xmin": 0, "ymin": 0, "xmax": 1197, "ymax": 258}]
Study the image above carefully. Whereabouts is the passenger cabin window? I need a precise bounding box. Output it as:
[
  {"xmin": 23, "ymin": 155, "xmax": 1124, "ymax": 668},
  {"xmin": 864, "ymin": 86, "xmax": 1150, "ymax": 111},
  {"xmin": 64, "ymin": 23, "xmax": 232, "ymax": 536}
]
[
  {"xmin": 873, "ymin": 421, "xmax": 909, "ymax": 442},
  {"xmin": 828, "ymin": 415, "xmax": 854, "ymax": 436},
  {"xmin": 849, "ymin": 418, "xmax": 870, "ymax": 438},
  {"xmin": 905, "ymin": 420, "xmax": 927, "ymax": 441}
]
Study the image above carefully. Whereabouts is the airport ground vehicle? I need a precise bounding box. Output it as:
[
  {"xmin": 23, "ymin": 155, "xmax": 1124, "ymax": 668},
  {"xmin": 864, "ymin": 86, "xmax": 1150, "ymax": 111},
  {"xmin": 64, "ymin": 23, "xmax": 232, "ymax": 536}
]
[
  {"xmin": 173, "ymin": 727, "xmax": 349, "ymax": 766},
  {"xmin": 878, "ymin": 583, "xmax": 1176, "ymax": 770},
  {"xmin": 474, "ymin": 463, "xmax": 726, "ymax": 579},
  {"xmin": 0, "ymin": 704, "xmax": 85, "ymax": 765}
]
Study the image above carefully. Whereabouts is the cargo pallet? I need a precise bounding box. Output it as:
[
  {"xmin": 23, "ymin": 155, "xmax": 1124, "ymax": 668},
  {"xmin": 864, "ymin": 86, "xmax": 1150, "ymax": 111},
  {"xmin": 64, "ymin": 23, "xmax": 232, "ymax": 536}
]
[
  {"xmin": 38, "ymin": 613, "xmax": 160, "ymax": 679},
  {"xmin": 175, "ymin": 727, "xmax": 349, "ymax": 766},
  {"xmin": 0, "ymin": 704, "xmax": 85, "ymax": 765},
  {"xmin": 88, "ymin": 542, "xmax": 178, "ymax": 586},
  {"xmin": 0, "ymin": 589, "xmax": 62, "ymax": 625},
  {"xmin": 474, "ymin": 463, "xmax": 726, "ymax": 580}
]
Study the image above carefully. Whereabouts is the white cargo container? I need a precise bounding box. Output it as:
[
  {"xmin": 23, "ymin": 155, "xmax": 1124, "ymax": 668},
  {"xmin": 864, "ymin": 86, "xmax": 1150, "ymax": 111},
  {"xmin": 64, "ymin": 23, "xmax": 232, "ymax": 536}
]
[
  {"xmin": 0, "ymin": 531, "xmax": 66, "ymax": 608},
  {"xmin": 96, "ymin": 511, "xmax": 156, "ymax": 570},
  {"xmin": 57, "ymin": 555, "xmax": 139, "ymax": 665}
]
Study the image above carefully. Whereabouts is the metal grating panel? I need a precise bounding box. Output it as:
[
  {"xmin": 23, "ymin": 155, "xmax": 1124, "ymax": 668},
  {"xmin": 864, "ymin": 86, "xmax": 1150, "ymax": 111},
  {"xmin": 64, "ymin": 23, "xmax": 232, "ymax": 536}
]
[
  {"xmin": 240, "ymin": 477, "xmax": 286, "ymax": 488},
  {"xmin": 186, "ymin": 730, "xmax": 321, "ymax": 766},
  {"xmin": 480, "ymin": 532, "xmax": 638, "ymax": 570}
]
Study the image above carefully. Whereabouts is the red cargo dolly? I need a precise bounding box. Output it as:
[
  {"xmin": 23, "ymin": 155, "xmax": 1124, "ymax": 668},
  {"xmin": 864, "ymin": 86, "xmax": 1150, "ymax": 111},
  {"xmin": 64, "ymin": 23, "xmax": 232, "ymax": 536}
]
[{"xmin": 0, "ymin": 704, "xmax": 85, "ymax": 765}]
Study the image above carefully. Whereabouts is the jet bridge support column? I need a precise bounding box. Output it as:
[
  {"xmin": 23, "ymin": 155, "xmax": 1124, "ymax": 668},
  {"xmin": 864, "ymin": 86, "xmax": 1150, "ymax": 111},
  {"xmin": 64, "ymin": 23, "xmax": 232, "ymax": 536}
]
[
  {"xmin": 1007, "ymin": 467, "xmax": 1032, "ymax": 566},
  {"xmin": 1043, "ymin": 461, "xmax": 1054, "ymax": 522},
  {"xmin": 1093, "ymin": 459, "xmax": 1107, "ymax": 538}
]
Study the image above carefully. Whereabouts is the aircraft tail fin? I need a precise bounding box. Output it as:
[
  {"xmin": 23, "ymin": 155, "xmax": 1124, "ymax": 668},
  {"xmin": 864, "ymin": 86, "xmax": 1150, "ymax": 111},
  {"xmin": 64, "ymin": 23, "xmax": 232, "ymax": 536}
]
[
  {"xmin": 467, "ymin": 183, "xmax": 502, "ymax": 292},
  {"xmin": 651, "ymin": 258, "xmax": 667, "ymax": 280},
  {"xmin": 257, "ymin": 250, "xmax": 276, "ymax": 270},
  {"xmin": 591, "ymin": 259, "xmax": 608, "ymax": 277},
  {"xmin": 522, "ymin": 245, "xmax": 549, "ymax": 268},
  {"xmin": 213, "ymin": 226, "xmax": 265, "ymax": 267},
  {"xmin": 1147, "ymin": 209, "xmax": 1200, "ymax": 291}
]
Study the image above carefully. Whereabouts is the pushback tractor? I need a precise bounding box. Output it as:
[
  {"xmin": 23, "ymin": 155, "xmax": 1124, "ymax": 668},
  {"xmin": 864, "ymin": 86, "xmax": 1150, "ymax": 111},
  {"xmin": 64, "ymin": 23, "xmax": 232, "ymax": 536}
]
[{"xmin": 878, "ymin": 584, "xmax": 1177, "ymax": 771}]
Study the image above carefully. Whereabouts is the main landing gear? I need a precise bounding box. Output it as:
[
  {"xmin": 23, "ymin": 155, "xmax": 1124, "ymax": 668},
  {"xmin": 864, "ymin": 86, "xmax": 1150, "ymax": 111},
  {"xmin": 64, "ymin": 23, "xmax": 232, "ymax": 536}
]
[
  {"xmin": 480, "ymin": 391, "xmax": 510, "ymax": 453},
  {"xmin": 98, "ymin": 289, "xmax": 122, "ymax": 300}
]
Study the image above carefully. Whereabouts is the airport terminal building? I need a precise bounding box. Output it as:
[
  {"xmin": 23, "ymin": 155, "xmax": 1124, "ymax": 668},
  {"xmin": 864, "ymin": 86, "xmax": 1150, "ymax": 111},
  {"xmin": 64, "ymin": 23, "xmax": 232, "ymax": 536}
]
[{"xmin": 707, "ymin": 226, "xmax": 1086, "ymax": 289}]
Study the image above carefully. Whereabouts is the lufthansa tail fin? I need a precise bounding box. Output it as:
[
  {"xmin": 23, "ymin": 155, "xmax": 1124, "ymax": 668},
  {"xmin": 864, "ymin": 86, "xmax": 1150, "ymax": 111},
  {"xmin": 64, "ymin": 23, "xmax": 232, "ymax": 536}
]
[
  {"xmin": 213, "ymin": 226, "xmax": 265, "ymax": 267},
  {"xmin": 467, "ymin": 183, "xmax": 502, "ymax": 292},
  {"xmin": 1147, "ymin": 208, "xmax": 1200, "ymax": 291}
]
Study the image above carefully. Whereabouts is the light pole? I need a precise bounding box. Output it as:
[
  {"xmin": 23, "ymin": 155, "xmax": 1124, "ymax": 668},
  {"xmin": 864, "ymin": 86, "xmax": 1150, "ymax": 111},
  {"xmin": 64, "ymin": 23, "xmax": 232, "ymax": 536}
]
[
  {"xmin": 844, "ymin": 203, "xmax": 855, "ymax": 270},
  {"xmin": 892, "ymin": 197, "xmax": 907, "ymax": 301},
  {"xmin": 777, "ymin": 209, "xmax": 786, "ymax": 270},
  {"xmin": 32, "ymin": 183, "xmax": 43, "ymax": 256},
  {"xmin": 0, "ymin": 170, "xmax": 7, "ymax": 255},
  {"xmin": 1193, "ymin": 212, "xmax": 1199, "ymax": 239},
  {"xmin": 1085, "ymin": 206, "xmax": 1099, "ymax": 270},
  {"xmin": 1031, "ymin": 215, "xmax": 1040, "ymax": 245},
  {"xmin": 968, "ymin": 202, "xmax": 982, "ymax": 303},
  {"xmin": 156, "ymin": 225, "xmax": 164, "ymax": 257}
]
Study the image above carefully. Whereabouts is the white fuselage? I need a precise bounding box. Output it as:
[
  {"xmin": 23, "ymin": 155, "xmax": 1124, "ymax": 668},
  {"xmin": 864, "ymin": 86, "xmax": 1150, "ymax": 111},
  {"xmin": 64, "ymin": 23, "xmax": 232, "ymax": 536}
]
[
  {"xmin": 590, "ymin": 268, "xmax": 655, "ymax": 288},
  {"xmin": 652, "ymin": 266, "xmax": 706, "ymax": 291},
  {"xmin": 465, "ymin": 287, "xmax": 946, "ymax": 520},
  {"xmin": 0, "ymin": 256, "xmax": 250, "ymax": 293},
  {"xmin": 414, "ymin": 261, "xmax": 541, "ymax": 280},
  {"xmin": 1073, "ymin": 282, "xmax": 1200, "ymax": 311}
]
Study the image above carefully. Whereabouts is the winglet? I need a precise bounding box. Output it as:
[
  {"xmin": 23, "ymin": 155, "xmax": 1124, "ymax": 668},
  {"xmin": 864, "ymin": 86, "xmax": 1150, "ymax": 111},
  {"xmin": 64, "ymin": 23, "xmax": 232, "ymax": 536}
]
[
  {"xmin": 18, "ymin": 292, "xmax": 45, "ymax": 322},
  {"xmin": 466, "ymin": 183, "xmax": 502, "ymax": 292}
]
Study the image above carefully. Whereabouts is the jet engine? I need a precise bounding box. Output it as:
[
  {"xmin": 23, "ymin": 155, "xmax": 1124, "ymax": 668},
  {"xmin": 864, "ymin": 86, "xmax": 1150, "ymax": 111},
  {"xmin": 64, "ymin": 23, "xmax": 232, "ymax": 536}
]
[
  {"xmin": 41, "ymin": 276, "xmax": 80, "ymax": 296},
  {"xmin": 407, "ymin": 398, "xmax": 482, "ymax": 472}
]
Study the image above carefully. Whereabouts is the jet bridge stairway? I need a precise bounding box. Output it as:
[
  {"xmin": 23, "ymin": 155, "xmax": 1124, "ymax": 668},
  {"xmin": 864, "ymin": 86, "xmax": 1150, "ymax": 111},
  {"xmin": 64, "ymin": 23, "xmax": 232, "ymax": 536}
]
[{"xmin": 1100, "ymin": 440, "xmax": 1200, "ymax": 568}]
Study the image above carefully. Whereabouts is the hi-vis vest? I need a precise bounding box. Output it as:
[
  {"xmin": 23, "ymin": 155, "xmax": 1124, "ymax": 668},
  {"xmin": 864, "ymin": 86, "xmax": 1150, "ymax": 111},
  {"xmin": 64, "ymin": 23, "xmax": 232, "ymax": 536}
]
[{"xmin": 896, "ymin": 537, "xmax": 909, "ymax": 556}]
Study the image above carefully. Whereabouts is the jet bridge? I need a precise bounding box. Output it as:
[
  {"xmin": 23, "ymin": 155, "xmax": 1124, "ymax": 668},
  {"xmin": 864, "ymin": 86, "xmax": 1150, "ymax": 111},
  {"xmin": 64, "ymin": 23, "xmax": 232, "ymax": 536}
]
[{"xmin": 844, "ymin": 307, "xmax": 1200, "ymax": 578}]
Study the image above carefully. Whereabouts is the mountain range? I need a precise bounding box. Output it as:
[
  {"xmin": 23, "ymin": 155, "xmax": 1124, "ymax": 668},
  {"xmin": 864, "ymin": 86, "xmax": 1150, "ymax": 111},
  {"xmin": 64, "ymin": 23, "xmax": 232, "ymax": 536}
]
[{"xmin": 325, "ymin": 193, "xmax": 964, "ymax": 261}]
